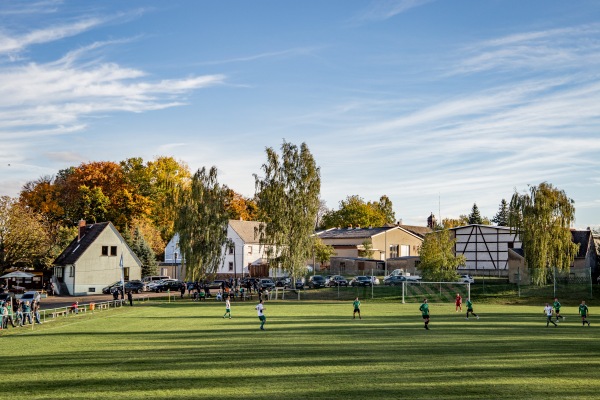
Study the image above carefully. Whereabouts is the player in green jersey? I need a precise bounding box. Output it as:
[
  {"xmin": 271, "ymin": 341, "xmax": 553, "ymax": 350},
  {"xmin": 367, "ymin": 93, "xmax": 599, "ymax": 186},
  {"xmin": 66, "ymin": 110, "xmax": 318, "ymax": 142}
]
[
  {"xmin": 419, "ymin": 298, "xmax": 430, "ymax": 330},
  {"xmin": 579, "ymin": 300, "xmax": 590, "ymax": 326},
  {"xmin": 353, "ymin": 297, "xmax": 361, "ymax": 319},
  {"xmin": 465, "ymin": 298, "xmax": 479, "ymax": 320},
  {"xmin": 553, "ymin": 298, "xmax": 564, "ymax": 322}
]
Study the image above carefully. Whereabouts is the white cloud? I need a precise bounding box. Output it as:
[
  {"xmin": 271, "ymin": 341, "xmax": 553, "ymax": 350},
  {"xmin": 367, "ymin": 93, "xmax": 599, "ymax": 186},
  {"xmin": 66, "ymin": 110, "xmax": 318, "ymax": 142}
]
[{"xmin": 354, "ymin": 0, "xmax": 434, "ymax": 22}]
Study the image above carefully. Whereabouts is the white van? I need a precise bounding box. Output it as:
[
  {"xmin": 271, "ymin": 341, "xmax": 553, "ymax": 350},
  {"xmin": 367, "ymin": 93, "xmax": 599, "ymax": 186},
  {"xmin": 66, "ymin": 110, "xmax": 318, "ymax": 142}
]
[{"xmin": 141, "ymin": 275, "xmax": 170, "ymax": 284}]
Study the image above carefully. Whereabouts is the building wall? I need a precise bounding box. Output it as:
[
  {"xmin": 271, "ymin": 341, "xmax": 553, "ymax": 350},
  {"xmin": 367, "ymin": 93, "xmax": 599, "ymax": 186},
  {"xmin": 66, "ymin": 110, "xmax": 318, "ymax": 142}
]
[
  {"xmin": 69, "ymin": 226, "xmax": 141, "ymax": 295},
  {"xmin": 453, "ymin": 225, "xmax": 521, "ymax": 272},
  {"xmin": 371, "ymin": 229, "xmax": 423, "ymax": 260}
]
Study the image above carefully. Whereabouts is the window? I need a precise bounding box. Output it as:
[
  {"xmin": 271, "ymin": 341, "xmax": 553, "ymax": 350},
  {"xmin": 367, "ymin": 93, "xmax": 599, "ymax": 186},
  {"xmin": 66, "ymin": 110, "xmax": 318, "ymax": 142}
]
[
  {"xmin": 389, "ymin": 244, "xmax": 399, "ymax": 258},
  {"xmin": 228, "ymin": 262, "xmax": 234, "ymax": 271},
  {"xmin": 110, "ymin": 246, "xmax": 117, "ymax": 256},
  {"xmin": 228, "ymin": 245, "xmax": 234, "ymax": 255},
  {"xmin": 400, "ymin": 245, "xmax": 410, "ymax": 257},
  {"xmin": 69, "ymin": 266, "xmax": 74, "ymax": 277},
  {"xmin": 508, "ymin": 242, "xmax": 514, "ymax": 249},
  {"xmin": 124, "ymin": 267, "xmax": 130, "ymax": 281},
  {"xmin": 248, "ymin": 246, "xmax": 253, "ymax": 255},
  {"xmin": 101, "ymin": 246, "xmax": 108, "ymax": 256},
  {"xmin": 89, "ymin": 287, "xmax": 96, "ymax": 293}
]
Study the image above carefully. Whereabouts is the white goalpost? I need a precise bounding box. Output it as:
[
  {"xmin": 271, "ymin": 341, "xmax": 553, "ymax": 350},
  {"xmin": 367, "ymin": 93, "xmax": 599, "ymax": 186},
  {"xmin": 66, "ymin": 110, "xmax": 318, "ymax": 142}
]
[{"xmin": 401, "ymin": 281, "xmax": 470, "ymax": 304}]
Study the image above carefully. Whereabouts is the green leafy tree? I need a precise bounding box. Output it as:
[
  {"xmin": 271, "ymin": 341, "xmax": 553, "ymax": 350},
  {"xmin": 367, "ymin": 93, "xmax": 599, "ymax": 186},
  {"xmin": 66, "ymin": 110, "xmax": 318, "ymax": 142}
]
[
  {"xmin": 492, "ymin": 199, "xmax": 509, "ymax": 226},
  {"xmin": 376, "ymin": 195, "xmax": 396, "ymax": 225},
  {"xmin": 254, "ymin": 141, "xmax": 321, "ymax": 279},
  {"xmin": 0, "ymin": 196, "xmax": 52, "ymax": 271},
  {"xmin": 175, "ymin": 166, "xmax": 229, "ymax": 281},
  {"xmin": 321, "ymin": 195, "xmax": 389, "ymax": 229},
  {"xmin": 358, "ymin": 240, "xmax": 375, "ymax": 258},
  {"xmin": 508, "ymin": 182, "xmax": 579, "ymax": 285},
  {"xmin": 131, "ymin": 227, "xmax": 158, "ymax": 277},
  {"xmin": 313, "ymin": 237, "xmax": 335, "ymax": 268},
  {"xmin": 418, "ymin": 228, "xmax": 466, "ymax": 281}
]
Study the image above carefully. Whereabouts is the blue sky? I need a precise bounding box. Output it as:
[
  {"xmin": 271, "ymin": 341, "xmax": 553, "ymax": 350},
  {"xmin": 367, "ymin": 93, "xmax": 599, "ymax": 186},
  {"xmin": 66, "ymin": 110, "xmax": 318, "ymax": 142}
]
[{"xmin": 1, "ymin": 0, "xmax": 599, "ymax": 228}]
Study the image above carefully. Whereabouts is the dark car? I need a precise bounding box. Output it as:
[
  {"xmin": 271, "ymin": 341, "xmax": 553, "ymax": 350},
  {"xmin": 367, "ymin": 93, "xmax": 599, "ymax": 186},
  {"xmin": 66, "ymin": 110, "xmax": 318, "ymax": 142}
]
[
  {"xmin": 275, "ymin": 277, "xmax": 291, "ymax": 288},
  {"xmin": 327, "ymin": 275, "xmax": 348, "ymax": 287},
  {"xmin": 258, "ymin": 278, "xmax": 276, "ymax": 290},
  {"xmin": 295, "ymin": 277, "xmax": 305, "ymax": 289},
  {"xmin": 383, "ymin": 275, "xmax": 406, "ymax": 286},
  {"xmin": 153, "ymin": 280, "xmax": 185, "ymax": 292},
  {"xmin": 124, "ymin": 280, "xmax": 145, "ymax": 293},
  {"xmin": 308, "ymin": 275, "xmax": 327, "ymax": 289},
  {"xmin": 102, "ymin": 281, "xmax": 122, "ymax": 294},
  {"xmin": 350, "ymin": 276, "xmax": 372, "ymax": 287}
]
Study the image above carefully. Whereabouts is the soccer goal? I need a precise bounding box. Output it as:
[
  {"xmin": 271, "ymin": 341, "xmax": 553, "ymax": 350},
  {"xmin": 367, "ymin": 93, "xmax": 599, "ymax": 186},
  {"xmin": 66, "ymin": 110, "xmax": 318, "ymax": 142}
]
[
  {"xmin": 401, "ymin": 281, "xmax": 470, "ymax": 304},
  {"xmin": 273, "ymin": 287, "xmax": 302, "ymax": 300}
]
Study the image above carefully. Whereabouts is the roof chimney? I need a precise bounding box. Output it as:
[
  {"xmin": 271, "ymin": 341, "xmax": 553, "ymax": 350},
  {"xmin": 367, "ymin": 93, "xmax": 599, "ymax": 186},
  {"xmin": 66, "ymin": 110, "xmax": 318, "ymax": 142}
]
[{"xmin": 78, "ymin": 220, "xmax": 86, "ymax": 242}]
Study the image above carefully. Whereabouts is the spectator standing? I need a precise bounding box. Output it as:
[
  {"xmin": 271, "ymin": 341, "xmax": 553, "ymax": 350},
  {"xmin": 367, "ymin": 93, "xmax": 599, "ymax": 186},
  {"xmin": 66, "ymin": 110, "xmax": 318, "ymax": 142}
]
[
  {"xmin": 127, "ymin": 291, "xmax": 133, "ymax": 306},
  {"xmin": 23, "ymin": 301, "xmax": 32, "ymax": 325}
]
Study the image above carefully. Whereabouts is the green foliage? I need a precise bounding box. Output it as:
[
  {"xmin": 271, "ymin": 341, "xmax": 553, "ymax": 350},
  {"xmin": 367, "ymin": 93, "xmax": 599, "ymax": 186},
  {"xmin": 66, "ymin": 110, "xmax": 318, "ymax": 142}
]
[
  {"xmin": 492, "ymin": 199, "xmax": 509, "ymax": 226},
  {"xmin": 509, "ymin": 182, "xmax": 579, "ymax": 285},
  {"xmin": 0, "ymin": 196, "xmax": 52, "ymax": 271},
  {"xmin": 321, "ymin": 194, "xmax": 394, "ymax": 229},
  {"xmin": 418, "ymin": 228, "xmax": 466, "ymax": 281},
  {"xmin": 131, "ymin": 227, "xmax": 158, "ymax": 277},
  {"xmin": 313, "ymin": 237, "xmax": 335, "ymax": 267},
  {"xmin": 468, "ymin": 203, "xmax": 483, "ymax": 225},
  {"xmin": 254, "ymin": 141, "xmax": 321, "ymax": 278},
  {"xmin": 358, "ymin": 240, "xmax": 375, "ymax": 258},
  {"xmin": 175, "ymin": 166, "xmax": 229, "ymax": 281}
]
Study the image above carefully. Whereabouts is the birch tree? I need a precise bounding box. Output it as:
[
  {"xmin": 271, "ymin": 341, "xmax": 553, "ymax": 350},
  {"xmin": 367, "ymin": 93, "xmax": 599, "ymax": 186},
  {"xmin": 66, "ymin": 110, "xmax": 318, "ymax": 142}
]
[
  {"xmin": 508, "ymin": 182, "xmax": 579, "ymax": 285},
  {"xmin": 175, "ymin": 167, "xmax": 229, "ymax": 281},
  {"xmin": 254, "ymin": 141, "xmax": 321, "ymax": 278}
]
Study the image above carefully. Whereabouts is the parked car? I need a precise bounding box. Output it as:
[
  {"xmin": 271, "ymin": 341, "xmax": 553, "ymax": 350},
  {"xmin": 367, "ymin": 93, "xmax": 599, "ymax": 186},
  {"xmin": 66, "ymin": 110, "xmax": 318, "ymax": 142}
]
[
  {"xmin": 124, "ymin": 280, "xmax": 145, "ymax": 293},
  {"xmin": 153, "ymin": 280, "xmax": 185, "ymax": 292},
  {"xmin": 327, "ymin": 275, "xmax": 348, "ymax": 287},
  {"xmin": 295, "ymin": 277, "xmax": 306, "ymax": 289},
  {"xmin": 20, "ymin": 291, "xmax": 41, "ymax": 303},
  {"xmin": 308, "ymin": 275, "xmax": 327, "ymax": 289},
  {"xmin": 102, "ymin": 281, "xmax": 122, "ymax": 294},
  {"xmin": 0, "ymin": 292, "xmax": 15, "ymax": 303},
  {"xmin": 366, "ymin": 276, "xmax": 380, "ymax": 285},
  {"xmin": 275, "ymin": 277, "xmax": 291, "ymax": 288},
  {"xmin": 141, "ymin": 275, "xmax": 170, "ymax": 285},
  {"xmin": 258, "ymin": 278, "xmax": 276, "ymax": 290},
  {"xmin": 384, "ymin": 275, "xmax": 406, "ymax": 286},
  {"xmin": 459, "ymin": 275, "xmax": 475, "ymax": 284},
  {"xmin": 350, "ymin": 276, "xmax": 372, "ymax": 287},
  {"xmin": 147, "ymin": 279, "xmax": 178, "ymax": 291}
]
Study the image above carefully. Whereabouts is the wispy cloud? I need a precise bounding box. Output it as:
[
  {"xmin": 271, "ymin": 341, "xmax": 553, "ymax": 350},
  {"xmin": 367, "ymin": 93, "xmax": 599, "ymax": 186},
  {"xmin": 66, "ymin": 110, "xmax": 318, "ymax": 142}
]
[
  {"xmin": 193, "ymin": 47, "xmax": 321, "ymax": 66},
  {"xmin": 0, "ymin": 0, "xmax": 63, "ymax": 16},
  {"xmin": 353, "ymin": 0, "xmax": 434, "ymax": 23},
  {"xmin": 451, "ymin": 24, "xmax": 600, "ymax": 75}
]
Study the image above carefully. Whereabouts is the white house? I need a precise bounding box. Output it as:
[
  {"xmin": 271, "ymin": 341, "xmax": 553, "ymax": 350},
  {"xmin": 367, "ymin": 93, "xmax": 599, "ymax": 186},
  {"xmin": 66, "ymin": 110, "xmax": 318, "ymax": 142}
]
[
  {"xmin": 450, "ymin": 224, "xmax": 522, "ymax": 276},
  {"xmin": 164, "ymin": 220, "xmax": 269, "ymax": 279},
  {"xmin": 53, "ymin": 221, "xmax": 142, "ymax": 295}
]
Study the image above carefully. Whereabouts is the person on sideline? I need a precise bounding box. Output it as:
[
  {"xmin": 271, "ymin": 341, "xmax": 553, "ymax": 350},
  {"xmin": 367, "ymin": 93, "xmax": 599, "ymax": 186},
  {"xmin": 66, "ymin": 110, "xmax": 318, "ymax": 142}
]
[
  {"xmin": 545, "ymin": 303, "xmax": 557, "ymax": 327},
  {"xmin": 256, "ymin": 299, "xmax": 266, "ymax": 330},
  {"xmin": 419, "ymin": 298, "xmax": 430, "ymax": 330}
]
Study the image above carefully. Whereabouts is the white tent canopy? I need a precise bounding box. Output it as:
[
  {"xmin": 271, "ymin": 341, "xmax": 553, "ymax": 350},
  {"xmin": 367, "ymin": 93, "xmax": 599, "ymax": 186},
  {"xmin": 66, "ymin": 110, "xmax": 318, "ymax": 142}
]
[{"xmin": 1, "ymin": 271, "xmax": 35, "ymax": 279}]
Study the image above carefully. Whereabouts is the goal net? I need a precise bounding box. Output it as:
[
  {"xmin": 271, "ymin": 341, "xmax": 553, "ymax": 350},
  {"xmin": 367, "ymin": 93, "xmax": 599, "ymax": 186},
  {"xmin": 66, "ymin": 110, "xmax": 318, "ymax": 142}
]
[{"xmin": 400, "ymin": 281, "xmax": 471, "ymax": 304}]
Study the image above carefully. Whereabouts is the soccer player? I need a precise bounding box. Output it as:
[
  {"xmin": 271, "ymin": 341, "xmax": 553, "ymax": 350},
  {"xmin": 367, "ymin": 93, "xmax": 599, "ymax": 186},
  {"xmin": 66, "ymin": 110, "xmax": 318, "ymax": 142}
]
[
  {"xmin": 223, "ymin": 298, "xmax": 232, "ymax": 319},
  {"xmin": 419, "ymin": 298, "xmax": 430, "ymax": 330},
  {"xmin": 353, "ymin": 297, "xmax": 361, "ymax": 319},
  {"xmin": 579, "ymin": 300, "xmax": 590, "ymax": 326},
  {"xmin": 544, "ymin": 303, "xmax": 557, "ymax": 327},
  {"xmin": 455, "ymin": 293, "xmax": 462, "ymax": 312},
  {"xmin": 256, "ymin": 299, "xmax": 266, "ymax": 330},
  {"xmin": 553, "ymin": 297, "xmax": 564, "ymax": 322},
  {"xmin": 465, "ymin": 298, "xmax": 479, "ymax": 320}
]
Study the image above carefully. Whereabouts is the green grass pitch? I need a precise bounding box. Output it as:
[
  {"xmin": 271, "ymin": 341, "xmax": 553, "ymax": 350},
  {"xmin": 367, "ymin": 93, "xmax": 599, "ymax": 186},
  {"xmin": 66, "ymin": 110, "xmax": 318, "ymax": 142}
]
[{"xmin": 1, "ymin": 300, "xmax": 599, "ymax": 399}]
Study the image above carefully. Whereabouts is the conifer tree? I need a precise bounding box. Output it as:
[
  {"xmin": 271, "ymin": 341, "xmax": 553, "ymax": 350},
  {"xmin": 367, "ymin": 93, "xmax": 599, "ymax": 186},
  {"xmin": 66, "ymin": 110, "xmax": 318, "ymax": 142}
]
[
  {"xmin": 468, "ymin": 203, "xmax": 483, "ymax": 225},
  {"xmin": 492, "ymin": 199, "xmax": 509, "ymax": 226}
]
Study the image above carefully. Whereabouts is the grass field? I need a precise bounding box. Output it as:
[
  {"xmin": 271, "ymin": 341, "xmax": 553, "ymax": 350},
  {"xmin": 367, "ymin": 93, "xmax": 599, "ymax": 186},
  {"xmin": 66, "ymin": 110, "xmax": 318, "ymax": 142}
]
[{"xmin": 2, "ymin": 299, "xmax": 600, "ymax": 399}]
